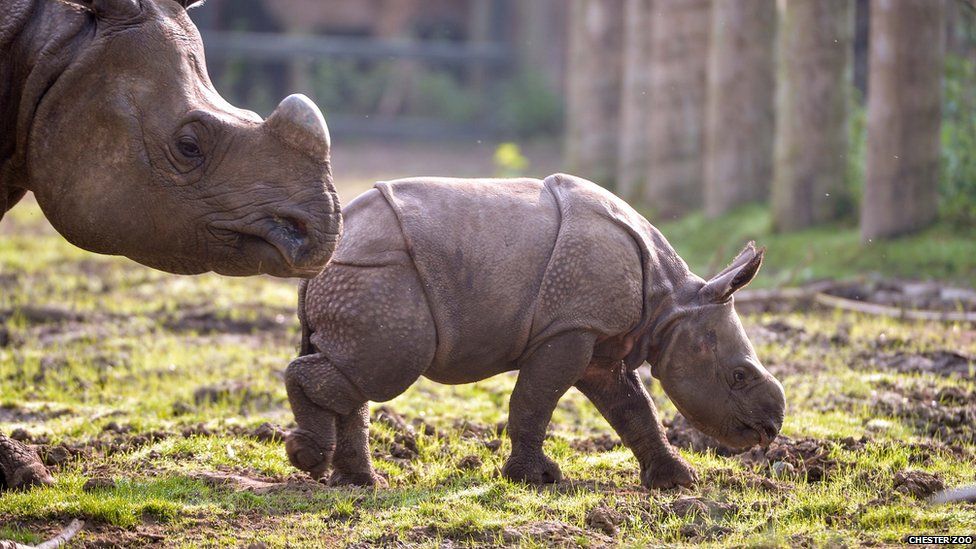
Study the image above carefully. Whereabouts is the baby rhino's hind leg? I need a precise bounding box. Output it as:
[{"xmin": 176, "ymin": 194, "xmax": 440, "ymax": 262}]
[{"xmin": 284, "ymin": 353, "xmax": 366, "ymax": 481}]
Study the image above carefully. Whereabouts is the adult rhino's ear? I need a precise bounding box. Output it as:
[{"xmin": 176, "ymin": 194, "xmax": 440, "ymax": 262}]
[
  {"xmin": 62, "ymin": 0, "xmax": 141, "ymax": 18},
  {"xmin": 700, "ymin": 242, "xmax": 765, "ymax": 303}
]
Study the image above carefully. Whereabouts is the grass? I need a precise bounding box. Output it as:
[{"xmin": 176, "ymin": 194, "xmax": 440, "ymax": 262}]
[{"xmin": 1, "ymin": 188, "xmax": 975, "ymax": 546}]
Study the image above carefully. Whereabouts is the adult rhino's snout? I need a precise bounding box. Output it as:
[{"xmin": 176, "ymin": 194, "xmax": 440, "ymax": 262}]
[
  {"xmin": 266, "ymin": 94, "xmax": 331, "ymax": 161},
  {"xmin": 250, "ymin": 93, "xmax": 340, "ymax": 277}
]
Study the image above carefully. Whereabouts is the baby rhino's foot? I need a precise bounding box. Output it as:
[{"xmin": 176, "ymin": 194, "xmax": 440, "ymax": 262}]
[
  {"xmin": 328, "ymin": 469, "xmax": 388, "ymax": 488},
  {"xmin": 502, "ymin": 452, "xmax": 562, "ymax": 484},
  {"xmin": 641, "ymin": 453, "xmax": 698, "ymax": 490},
  {"xmin": 285, "ymin": 429, "xmax": 333, "ymax": 481}
]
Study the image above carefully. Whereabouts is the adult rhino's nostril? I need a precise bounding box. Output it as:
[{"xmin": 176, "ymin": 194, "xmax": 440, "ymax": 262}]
[{"xmin": 274, "ymin": 215, "xmax": 308, "ymax": 241}]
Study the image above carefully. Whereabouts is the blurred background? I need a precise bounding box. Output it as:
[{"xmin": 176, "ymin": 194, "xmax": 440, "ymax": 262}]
[{"xmin": 188, "ymin": 0, "xmax": 976, "ymax": 288}]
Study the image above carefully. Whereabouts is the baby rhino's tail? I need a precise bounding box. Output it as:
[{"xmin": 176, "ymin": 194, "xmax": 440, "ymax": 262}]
[{"xmin": 297, "ymin": 279, "xmax": 315, "ymax": 357}]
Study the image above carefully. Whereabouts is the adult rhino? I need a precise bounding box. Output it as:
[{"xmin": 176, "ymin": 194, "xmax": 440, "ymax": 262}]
[{"xmin": 1, "ymin": 0, "xmax": 341, "ymax": 489}]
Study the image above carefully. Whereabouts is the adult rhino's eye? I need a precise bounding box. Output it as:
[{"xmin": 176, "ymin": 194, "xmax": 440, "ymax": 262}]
[
  {"xmin": 176, "ymin": 136, "xmax": 202, "ymax": 158},
  {"xmin": 732, "ymin": 368, "xmax": 747, "ymax": 386}
]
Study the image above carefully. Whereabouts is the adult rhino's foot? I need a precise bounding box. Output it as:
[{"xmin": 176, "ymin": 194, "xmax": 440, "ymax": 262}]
[
  {"xmin": 285, "ymin": 429, "xmax": 333, "ymax": 481},
  {"xmin": 0, "ymin": 433, "xmax": 54, "ymax": 491},
  {"xmin": 328, "ymin": 469, "xmax": 388, "ymax": 488},
  {"xmin": 502, "ymin": 451, "xmax": 562, "ymax": 484},
  {"xmin": 641, "ymin": 453, "xmax": 697, "ymax": 490}
]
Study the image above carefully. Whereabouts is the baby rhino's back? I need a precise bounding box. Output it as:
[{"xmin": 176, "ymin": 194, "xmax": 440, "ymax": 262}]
[{"xmin": 373, "ymin": 177, "xmax": 561, "ymax": 382}]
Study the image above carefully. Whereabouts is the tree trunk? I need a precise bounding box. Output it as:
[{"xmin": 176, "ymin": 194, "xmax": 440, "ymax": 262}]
[
  {"xmin": 772, "ymin": 0, "xmax": 855, "ymax": 231},
  {"xmin": 861, "ymin": 0, "xmax": 945, "ymax": 241},
  {"xmin": 565, "ymin": 0, "xmax": 625, "ymax": 189},
  {"xmin": 643, "ymin": 0, "xmax": 710, "ymax": 217},
  {"xmin": 703, "ymin": 0, "xmax": 777, "ymax": 218},
  {"xmin": 616, "ymin": 0, "xmax": 654, "ymax": 202}
]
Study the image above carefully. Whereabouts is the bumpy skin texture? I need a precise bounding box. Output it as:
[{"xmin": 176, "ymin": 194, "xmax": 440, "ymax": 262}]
[
  {"xmin": 1, "ymin": 0, "xmax": 340, "ymax": 277},
  {"xmin": 287, "ymin": 174, "xmax": 786, "ymax": 489}
]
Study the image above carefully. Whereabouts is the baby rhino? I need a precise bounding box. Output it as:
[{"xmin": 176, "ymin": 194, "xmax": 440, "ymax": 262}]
[{"xmin": 285, "ymin": 174, "xmax": 786, "ymax": 489}]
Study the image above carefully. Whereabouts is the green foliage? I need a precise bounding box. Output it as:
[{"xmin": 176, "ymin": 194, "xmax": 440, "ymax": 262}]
[
  {"xmin": 940, "ymin": 54, "xmax": 976, "ymax": 227},
  {"xmin": 495, "ymin": 71, "xmax": 564, "ymax": 138}
]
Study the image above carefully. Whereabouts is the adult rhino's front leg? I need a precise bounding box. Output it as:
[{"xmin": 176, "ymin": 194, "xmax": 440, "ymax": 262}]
[
  {"xmin": 575, "ymin": 364, "xmax": 697, "ymax": 489},
  {"xmin": 0, "ymin": 432, "xmax": 53, "ymax": 490},
  {"xmin": 502, "ymin": 331, "xmax": 597, "ymax": 485}
]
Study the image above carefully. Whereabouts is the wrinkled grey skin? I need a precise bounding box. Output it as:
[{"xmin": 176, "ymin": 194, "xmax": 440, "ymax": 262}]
[
  {"xmin": 285, "ymin": 174, "xmax": 785, "ymax": 489},
  {"xmin": 1, "ymin": 0, "xmax": 341, "ymax": 277},
  {"xmin": 0, "ymin": 0, "xmax": 340, "ymax": 491}
]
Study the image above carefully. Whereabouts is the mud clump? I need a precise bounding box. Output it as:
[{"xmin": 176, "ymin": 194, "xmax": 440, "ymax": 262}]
[
  {"xmin": 251, "ymin": 422, "xmax": 286, "ymax": 443},
  {"xmin": 372, "ymin": 407, "xmax": 420, "ymax": 461},
  {"xmin": 894, "ymin": 470, "xmax": 945, "ymax": 498},
  {"xmin": 739, "ymin": 437, "xmax": 838, "ymax": 482},
  {"xmin": 83, "ymin": 477, "xmax": 117, "ymax": 492},
  {"xmin": 457, "ymin": 454, "xmax": 482, "ymax": 470},
  {"xmin": 586, "ymin": 504, "xmax": 626, "ymax": 536}
]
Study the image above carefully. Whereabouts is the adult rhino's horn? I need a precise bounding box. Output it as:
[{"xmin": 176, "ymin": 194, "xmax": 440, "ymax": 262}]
[{"xmin": 266, "ymin": 94, "xmax": 331, "ymax": 162}]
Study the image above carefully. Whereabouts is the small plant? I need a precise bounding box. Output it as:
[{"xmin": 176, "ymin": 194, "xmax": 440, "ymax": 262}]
[{"xmin": 493, "ymin": 142, "xmax": 529, "ymax": 177}]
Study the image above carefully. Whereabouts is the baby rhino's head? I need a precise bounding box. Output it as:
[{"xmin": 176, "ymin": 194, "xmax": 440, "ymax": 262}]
[{"xmin": 652, "ymin": 243, "xmax": 785, "ymax": 449}]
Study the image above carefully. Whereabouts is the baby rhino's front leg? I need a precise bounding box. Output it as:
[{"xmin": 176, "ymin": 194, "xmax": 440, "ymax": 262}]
[
  {"xmin": 284, "ymin": 353, "xmax": 369, "ymax": 483},
  {"xmin": 503, "ymin": 331, "xmax": 597, "ymax": 484},
  {"xmin": 575, "ymin": 363, "xmax": 697, "ymax": 489}
]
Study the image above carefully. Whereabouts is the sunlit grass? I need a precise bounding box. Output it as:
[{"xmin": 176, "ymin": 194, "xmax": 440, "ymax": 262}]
[{"xmin": 2, "ymin": 198, "xmax": 975, "ymax": 546}]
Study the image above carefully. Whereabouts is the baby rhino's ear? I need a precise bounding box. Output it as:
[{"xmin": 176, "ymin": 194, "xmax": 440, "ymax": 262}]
[{"xmin": 700, "ymin": 242, "xmax": 764, "ymax": 303}]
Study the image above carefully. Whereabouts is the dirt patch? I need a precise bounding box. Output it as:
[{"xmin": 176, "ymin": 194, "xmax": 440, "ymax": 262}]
[
  {"xmin": 192, "ymin": 471, "xmax": 326, "ymax": 495},
  {"xmin": 893, "ymin": 470, "xmax": 945, "ymax": 498},
  {"xmin": 570, "ymin": 434, "xmax": 622, "ymax": 453},
  {"xmin": 0, "ymin": 404, "xmax": 72, "ymax": 424},
  {"xmin": 826, "ymin": 280, "xmax": 976, "ymax": 313},
  {"xmin": 664, "ymin": 414, "xmax": 738, "ymax": 457},
  {"xmin": 863, "ymin": 350, "xmax": 974, "ymax": 377},
  {"xmin": 738, "ymin": 437, "xmax": 839, "ymax": 483},
  {"xmin": 190, "ymin": 381, "xmax": 279, "ymax": 412},
  {"xmin": 163, "ymin": 307, "xmax": 293, "ymax": 335},
  {"xmin": 868, "ymin": 380, "xmax": 976, "ymax": 446},
  {"xmin": 667, "ymin": 414, "xmax": 840, "ymax": 482}
]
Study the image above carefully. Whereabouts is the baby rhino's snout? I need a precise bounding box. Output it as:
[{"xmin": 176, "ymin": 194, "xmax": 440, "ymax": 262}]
[{"xmin": 753, "ymin": 375, "xmax": 786, "ymax": 447}]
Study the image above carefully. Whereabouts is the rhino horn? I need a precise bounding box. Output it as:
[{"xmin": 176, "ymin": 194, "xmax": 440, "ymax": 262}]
[{"xmin": 265, "ymin": 94, "xmax": 331, "ymax": 162}]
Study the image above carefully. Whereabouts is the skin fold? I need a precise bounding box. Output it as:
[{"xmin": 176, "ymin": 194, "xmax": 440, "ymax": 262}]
[
  {"xmin": 0, "ymin": 0, "xmax": 341, "ymax": 490},
  {"xmin": 285, "ymin": 173, "xmax": 786, "ymax": 489}
]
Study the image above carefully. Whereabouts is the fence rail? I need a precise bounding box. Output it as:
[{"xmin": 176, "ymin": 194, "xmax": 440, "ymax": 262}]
[{"xmin": 200, "ymin": 31, "xmax": 513, "ymax": 67}]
